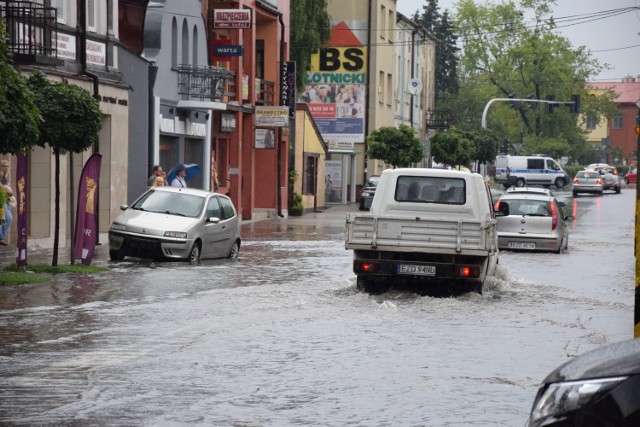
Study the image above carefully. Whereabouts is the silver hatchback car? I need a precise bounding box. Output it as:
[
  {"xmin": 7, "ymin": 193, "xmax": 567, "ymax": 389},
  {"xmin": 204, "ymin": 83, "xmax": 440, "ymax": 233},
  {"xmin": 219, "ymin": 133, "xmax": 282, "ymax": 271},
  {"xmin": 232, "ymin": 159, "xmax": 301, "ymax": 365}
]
[
  {"xmin": 494, "ymin": 191, "xmax": 574, "ymax": 253},
  {"xmin": 108, "ymin": 187, "xmax": 241, "ymax": 263},
  {"xmin": 572, "ymin": 170, "xmax": 603, "ymax": 196}
]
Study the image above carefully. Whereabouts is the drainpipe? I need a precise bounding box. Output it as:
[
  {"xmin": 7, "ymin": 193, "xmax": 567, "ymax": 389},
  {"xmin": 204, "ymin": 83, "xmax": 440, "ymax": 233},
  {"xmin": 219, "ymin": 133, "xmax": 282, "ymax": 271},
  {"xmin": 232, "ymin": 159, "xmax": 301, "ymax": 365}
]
[
  {"xmin": 364, "ymin": 0, "xmax": 372, "ymax": 181},
  {"xmin": 277, "ymin": 12, "xmax": 285, "ymax": 217}
]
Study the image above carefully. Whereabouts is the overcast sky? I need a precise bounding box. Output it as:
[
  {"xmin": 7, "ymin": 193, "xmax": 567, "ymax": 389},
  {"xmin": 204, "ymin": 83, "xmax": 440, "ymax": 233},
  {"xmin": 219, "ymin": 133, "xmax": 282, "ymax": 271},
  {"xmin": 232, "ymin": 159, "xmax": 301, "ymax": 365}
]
[{"xmin": 396, "ymin": 0, "xmax": 640, "ymax": 82}]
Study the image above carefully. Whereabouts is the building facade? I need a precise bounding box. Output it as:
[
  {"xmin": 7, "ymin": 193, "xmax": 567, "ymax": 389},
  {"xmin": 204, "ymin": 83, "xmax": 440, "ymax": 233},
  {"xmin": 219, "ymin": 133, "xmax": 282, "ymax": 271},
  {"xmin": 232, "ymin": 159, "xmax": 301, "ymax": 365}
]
[
  {"xmin": 2, "ymin": 0, "xmax": 129, "ymax": 248},
  {"xmin": 586, "ymin": 77, "xmax": 640, "ymax": 165}
]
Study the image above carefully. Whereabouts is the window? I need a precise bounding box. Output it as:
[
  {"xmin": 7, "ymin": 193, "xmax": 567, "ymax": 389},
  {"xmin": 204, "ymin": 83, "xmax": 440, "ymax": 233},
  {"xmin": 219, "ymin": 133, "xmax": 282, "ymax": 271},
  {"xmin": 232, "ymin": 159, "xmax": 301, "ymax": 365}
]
[
  {"xmin": 86, "ymin": 0, "xmax": 96, "ymax": 31},
  {"xmin": 613, "ymin": 112, "xmax": 623, "ymax": 129},
  {"xmin": 49, "ymin": 0, "xmax": 65, "ymax": 24},
  {"xmin": 256, "ymin": 40, "xmax": 265, "ymax": 79},
  {"xmin": 206, "ymin": 197, "xmax": 222, "ymax": 219},
  {"xmin": 395, "ymin": 176, "xmax": 466, "ymax": 204},
  {"xmin": 378, "ymin": 71, "xmax": 384, "ymax": 104},
  {"xmin": 379, "ymin": 5, "xmax": 386, "ymax": 40},
  {"xmin": 171, "ymin": 18, "xmax": 178, "ymax": 68},
  {"xmin": 388, "ymin": 9, "xmax": 393, "ymax": 41},
  {"xmin": 386, "ymin": 73, "xmax": 392, "ymax": 106},
  {"xmin": 220, "ymin": 197, "xmax": 236, "ymax": 219},
  {"xmin": 586, "ymin": 115, "xmax": 597, "ymax": 129},
  {"xmin": 528, "ymin": 158, "xmax": 544, "ymax": 170},
  {"xmin": 181, "ymin": 19, "xmax": 189, "ymax": 65},
  {"xmin": 192, "ymin": 26, "xmax": 198, "ymax": 66}
]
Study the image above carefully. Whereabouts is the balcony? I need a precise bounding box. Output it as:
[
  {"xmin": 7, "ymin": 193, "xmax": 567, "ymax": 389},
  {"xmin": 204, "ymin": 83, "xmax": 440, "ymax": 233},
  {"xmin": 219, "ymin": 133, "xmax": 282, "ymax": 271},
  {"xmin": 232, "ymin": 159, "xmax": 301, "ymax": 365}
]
[
  {"xmin": 0, "ymin": 1, "xmax": 61, "ymax": 65},
  {"xmin": 255, "ymin": 79, "xmax": 274, "ymax": 106},
  {"xmin": 177, "ymin": 64, "xmax": 235, "ymax": 102}
]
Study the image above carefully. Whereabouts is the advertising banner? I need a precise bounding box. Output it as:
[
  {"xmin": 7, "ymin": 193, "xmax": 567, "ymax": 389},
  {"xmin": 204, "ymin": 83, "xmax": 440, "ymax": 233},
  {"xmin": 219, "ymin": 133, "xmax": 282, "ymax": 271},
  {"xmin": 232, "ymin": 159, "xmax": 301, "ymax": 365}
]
[
  {"xmin": 15, "ymin": 152, "xmax": 28, "ymax": 266},
  {"xmin": 255, "ymin": 107, "xmax": 290, "ymax": 127},
  {"xmin": 73, "ymin": 153, "xmax": 102, "ymax": 265},
  {"xmin": 255, "ymin": 128, "xmax": 275, "ymax": 149},
  {"xmin": 325, "ymin": 160, "xmax": 343, "ymax": 202}
]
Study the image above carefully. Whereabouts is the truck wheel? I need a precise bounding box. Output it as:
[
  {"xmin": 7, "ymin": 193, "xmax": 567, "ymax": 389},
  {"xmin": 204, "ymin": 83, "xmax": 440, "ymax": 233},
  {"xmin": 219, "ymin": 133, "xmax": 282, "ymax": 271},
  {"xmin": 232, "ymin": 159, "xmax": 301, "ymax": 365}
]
[
  {"xmin": 356, "ymin": 277, "xmax": 388, "ymax": 295},
  {"xmin": 555, "ymin": 177, "xmax": 566, "ymax": 188},
  {"xmin": 515, "ymin": 178, "xmax": 525, "ymax": 187},
  {"xmin": 615, "ymin": 186, "xmax": 621, "ymax": 194},
  {"xmin": 471, "ymin": 282, "xmax": 483, "ymax": 294}
]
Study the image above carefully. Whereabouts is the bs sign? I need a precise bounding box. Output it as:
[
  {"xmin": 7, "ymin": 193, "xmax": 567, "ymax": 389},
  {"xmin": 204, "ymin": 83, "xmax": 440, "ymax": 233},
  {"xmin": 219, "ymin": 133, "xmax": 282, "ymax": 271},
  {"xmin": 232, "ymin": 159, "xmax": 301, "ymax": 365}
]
[{"xmin": 310, "ymin": 47, "xmax": 367, "ymax": 73}]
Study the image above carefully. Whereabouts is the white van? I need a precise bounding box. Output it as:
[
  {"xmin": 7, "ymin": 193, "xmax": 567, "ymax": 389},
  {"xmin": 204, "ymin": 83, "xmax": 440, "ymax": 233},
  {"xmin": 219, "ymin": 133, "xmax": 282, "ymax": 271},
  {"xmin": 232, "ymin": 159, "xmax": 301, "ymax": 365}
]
[{"xmin": 494, "ymin": 155, "xmax": 569, "ymax": 189}]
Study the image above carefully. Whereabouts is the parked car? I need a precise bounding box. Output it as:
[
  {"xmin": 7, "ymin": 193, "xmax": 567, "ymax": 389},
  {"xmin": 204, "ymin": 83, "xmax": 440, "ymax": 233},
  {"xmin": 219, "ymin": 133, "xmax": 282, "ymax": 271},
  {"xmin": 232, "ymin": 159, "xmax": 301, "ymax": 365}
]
[
  {"xmin": 503, "ymin": 186, "xmax": 555, "ymax": 197},
  {"xmin": 527, "ymin": 338, "xmax": 640, "ymax": 427},
  {"xmin": 595, "ymin": 165, "xmax": 622, "ymax": 193},
  {"xmin": 358, "ymin": 175, "xmax": 380, "ymax": 210},
  {"xmin": 625, "ymin": 166, "xmax": 637, "ymax": 184},
  {"xmin": 572, "ymin": 170, "xmax": 603, "ymax": 196},
  {"xmin": 108, "ymin": 187, "xmax": 241, "ymax": 263},
  {"xmin": 494, "ymin": 190, "xmax": 574, "ymax": 253}
]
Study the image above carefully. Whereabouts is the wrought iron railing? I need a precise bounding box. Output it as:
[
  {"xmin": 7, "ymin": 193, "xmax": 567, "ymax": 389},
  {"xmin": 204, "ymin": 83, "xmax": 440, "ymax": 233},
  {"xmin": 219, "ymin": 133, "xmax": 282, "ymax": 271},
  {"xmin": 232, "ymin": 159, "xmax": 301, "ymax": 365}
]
[
  {"xmin": 0, "ymin": 1, "xmax": 57, "ymax": 59},
  {"xmin": 177, "ymin": 64, "xmax": 235, "ymax": 102}
]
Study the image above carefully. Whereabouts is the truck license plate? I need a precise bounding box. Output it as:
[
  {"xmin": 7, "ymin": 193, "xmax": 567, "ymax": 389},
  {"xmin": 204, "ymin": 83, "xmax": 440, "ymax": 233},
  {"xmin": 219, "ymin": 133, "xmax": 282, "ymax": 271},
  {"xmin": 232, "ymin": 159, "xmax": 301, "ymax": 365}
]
[
  {"xmin": 508, "ymin": 241, "xmax": 536, "ymax": 249},
  {"xmin": 398, "ymin": 264, "xmax": 436, "ymax": 276}
]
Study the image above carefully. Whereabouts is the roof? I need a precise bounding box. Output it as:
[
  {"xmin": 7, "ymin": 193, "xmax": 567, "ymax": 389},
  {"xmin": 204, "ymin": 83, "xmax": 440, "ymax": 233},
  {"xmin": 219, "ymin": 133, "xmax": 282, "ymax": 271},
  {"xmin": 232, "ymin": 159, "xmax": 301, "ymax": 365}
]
[{"xmin": 586, "ymin": 81, "xmax": 640, "ymax": 104}]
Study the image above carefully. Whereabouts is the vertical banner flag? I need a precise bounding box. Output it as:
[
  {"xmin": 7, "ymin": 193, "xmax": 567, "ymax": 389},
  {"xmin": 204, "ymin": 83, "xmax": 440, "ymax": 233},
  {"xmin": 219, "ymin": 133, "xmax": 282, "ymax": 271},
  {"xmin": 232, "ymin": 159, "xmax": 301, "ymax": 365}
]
[
  {"xmin": 74, "ymin": 153, "xmax": 102, "ymax": 265},
  {"xmin": 16, "ymin": 152, "xmax": 28, "ymax": 266},
  {"xmin": 281, "ymin": 61, "xmax": 296, "ymax": 120}
]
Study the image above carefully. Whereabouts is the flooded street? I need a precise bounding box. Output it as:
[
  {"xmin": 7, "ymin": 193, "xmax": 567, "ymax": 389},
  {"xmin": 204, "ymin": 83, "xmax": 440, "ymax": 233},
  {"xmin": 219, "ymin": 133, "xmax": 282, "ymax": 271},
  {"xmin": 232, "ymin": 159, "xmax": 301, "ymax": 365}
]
[{"xmin": 0, "ymin": 187, "xmax": 635, "ymax": 426}]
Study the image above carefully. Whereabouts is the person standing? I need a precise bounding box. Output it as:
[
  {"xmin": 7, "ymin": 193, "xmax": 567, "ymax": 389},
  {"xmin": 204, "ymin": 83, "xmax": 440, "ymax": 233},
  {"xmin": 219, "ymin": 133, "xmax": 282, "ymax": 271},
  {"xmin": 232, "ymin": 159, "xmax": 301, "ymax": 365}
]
[
  {"xmin": 0, "ymin": 160, "xmax": 14, "ymax": 245},
  {"xmin": 171, "ymin": 164, "xmax": 188, "ymax": 188},
  {"xmin": 147, "ymin": 165, "xmax": 167, "ymax": 188}
]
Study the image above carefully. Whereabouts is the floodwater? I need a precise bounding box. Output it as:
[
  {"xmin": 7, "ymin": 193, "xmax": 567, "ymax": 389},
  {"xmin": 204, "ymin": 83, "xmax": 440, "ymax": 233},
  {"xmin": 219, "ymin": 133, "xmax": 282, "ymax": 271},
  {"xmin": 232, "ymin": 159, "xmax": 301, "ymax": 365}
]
[{"xmin": 0, "ymin": 187, "xmax": 635, "ymax": 426}]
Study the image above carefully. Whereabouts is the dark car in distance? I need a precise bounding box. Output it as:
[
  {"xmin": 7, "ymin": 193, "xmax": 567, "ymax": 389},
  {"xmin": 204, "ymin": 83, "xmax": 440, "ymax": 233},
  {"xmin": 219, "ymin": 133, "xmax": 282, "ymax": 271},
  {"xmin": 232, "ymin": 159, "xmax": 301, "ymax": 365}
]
[
  {"xmin": 527, "ymin": 338, "xmax": 640, "ymax": 426},
  {"xmin": 358, "ymin": 175, "xmax": 380, "ymax": 210}
]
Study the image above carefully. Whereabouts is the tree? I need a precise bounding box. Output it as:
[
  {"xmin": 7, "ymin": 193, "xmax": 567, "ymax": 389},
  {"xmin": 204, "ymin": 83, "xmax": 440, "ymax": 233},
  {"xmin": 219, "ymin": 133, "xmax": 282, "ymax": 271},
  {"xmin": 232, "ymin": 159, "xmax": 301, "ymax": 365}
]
[
  {"xmin": 0, "ymin": 20, "xmax": 41, "ymax": 154},
  {"xmin": 430, "ymin": 126, "xmax": 476, "ymax": 167},
  {"xmin": 290, "ymin": 0, "xmax": 331, "ymax": 94},
  {"xmin": 366, "ymin": 125, "xmax": 423, "ymax": 168},
  {"xmin": 446, "ymin": 0, "xmax": 615, "ymax": 162},
  {"xmin": 412, "ymin": 0, "xmax": 459, "ymax": 100},
  {"xmin": 27, "ymin": 72, "xmax": 102, "ymax": 266}
]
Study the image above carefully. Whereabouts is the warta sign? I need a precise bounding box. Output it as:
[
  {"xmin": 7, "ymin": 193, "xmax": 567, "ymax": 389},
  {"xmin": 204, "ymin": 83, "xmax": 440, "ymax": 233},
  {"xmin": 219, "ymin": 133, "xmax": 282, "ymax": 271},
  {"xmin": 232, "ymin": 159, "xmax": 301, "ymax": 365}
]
[{"xmin": 213, "ymin": 9, "xmax": 252, "ymax": 29}]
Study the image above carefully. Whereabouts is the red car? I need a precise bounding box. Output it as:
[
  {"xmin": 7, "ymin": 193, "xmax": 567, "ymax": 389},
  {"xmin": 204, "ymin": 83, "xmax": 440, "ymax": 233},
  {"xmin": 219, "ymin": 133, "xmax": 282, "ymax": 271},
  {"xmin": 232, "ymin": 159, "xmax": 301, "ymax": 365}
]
[{"xmin": 625, "ymin": 166, "xmax": 637, "ymax": 184}]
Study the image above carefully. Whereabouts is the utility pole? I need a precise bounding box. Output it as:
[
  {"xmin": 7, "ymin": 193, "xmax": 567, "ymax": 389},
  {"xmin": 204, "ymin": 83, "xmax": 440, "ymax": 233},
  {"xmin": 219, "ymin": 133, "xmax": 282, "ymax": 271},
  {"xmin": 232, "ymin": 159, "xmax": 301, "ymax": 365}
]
[{"xmin": 635, "ymin": 100, "xmax": 640, "ymax": 338}]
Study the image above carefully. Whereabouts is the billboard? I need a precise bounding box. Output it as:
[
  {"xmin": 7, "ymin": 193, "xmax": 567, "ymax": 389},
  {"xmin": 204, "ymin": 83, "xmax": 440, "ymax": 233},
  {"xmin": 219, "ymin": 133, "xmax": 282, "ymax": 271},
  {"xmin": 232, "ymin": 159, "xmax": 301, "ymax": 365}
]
[{"xmin": 302, "ymin": 24, "xmax": 367, "ymax": 150}]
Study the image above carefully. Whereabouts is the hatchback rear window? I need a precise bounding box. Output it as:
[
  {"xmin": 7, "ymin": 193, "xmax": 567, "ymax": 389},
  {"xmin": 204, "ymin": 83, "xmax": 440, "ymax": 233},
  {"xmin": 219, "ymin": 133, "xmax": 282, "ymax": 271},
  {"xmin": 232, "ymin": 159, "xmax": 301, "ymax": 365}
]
[
  {"xmin": 395, "ymin": 176, "xmax": 465, "ymax": 204},
  {"xmin": 502, "ymin": 199, "xmax": 550, "ymax": 216}
]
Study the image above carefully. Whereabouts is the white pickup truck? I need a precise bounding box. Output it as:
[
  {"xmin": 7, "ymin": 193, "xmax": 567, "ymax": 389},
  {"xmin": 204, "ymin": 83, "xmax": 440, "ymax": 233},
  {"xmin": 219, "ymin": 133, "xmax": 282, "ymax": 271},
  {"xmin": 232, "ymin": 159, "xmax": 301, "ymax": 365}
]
[{"xmin": 345, "ymin": 168, "xmax": 499, "ymax": 294}]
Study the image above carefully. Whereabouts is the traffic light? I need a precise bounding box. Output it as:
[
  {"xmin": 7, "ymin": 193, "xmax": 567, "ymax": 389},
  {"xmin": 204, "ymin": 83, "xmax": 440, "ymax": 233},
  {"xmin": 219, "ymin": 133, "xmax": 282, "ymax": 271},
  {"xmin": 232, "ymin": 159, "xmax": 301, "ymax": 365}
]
[
  {"xmin": 569, "ymin": 94, "xmax": 580, "ymax": 113},
  {"xmin": 544, "ymin": 95, "xmax": 555, "ymax": 113}
]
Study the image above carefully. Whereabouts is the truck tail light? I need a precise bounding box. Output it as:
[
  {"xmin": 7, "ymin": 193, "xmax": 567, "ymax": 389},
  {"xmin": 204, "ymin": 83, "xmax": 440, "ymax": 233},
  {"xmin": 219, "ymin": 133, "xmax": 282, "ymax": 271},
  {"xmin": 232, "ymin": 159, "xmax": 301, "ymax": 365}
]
[
  {"xmin": 454, "ymin": 266, "xmax": 480, "ymax": 278},
  {"xmin": 354, "ymin": 261, "xmax": 379, "ymax": 273}
]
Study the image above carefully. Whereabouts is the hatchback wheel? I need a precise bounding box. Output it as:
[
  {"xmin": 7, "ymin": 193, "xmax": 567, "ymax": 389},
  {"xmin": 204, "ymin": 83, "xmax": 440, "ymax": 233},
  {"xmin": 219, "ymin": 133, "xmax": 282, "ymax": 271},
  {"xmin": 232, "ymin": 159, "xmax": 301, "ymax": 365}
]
[
  {"xmin": 188, "ymin": 242, "xmax": 201, "ymax": 264},
  {"xmin": 109, "ymin": 249, "xmax": 125, "ymax": 261},
  {"xmin": 228, "ymin": 240, "xmax": 240, "ymax": 258}
]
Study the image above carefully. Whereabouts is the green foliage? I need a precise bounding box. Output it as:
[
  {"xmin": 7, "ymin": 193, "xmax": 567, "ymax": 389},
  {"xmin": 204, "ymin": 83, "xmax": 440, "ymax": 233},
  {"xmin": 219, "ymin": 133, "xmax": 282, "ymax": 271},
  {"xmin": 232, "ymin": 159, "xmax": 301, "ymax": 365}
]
[
  {"xmin": 431, "ymin": 126, "xmax": 476, "ymax": 166},
  {"xmin": 366, "ymin": 125, "xmax": 423, "ymax": 168},
  {"xmin": 290, "ymin": 192, "xmax": 304, "ymax": 216},
  {"xmin": 439, "ymin": 0, "xmax": 613, "ymax": 162},
  {"xmin": 0, "ymin": 20, "xmax": 41, "ymax": 154},
  {"xmin": 1, "ymin": 263, "xmax": 109, "ymax": 286},
  {"xmin": 412, "ymin": 1, "xmax": 459, "ymax": 99},
  {"xmin": 290, "ymin": 0, "xmax": 331, "ymax": 94},
  {"xmin": 27, "ymin": 72, "xmax": 102, "ymax": 152}
]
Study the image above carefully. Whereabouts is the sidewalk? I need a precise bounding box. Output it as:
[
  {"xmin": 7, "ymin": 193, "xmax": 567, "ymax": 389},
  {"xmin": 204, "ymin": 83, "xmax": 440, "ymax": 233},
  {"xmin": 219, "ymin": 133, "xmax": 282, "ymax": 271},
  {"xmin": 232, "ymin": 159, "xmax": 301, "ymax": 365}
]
[{"xmin": 0, "ymin": 203, "xmax": 361, "ymax": 267}]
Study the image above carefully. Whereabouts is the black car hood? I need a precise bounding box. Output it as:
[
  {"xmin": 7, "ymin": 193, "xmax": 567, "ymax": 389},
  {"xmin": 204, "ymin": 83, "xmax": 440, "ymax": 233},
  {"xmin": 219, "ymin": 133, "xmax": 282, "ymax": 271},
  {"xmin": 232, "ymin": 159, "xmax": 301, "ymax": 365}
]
[{"xmin": 543, "ymin": 339, "xmax": 640, "ymax": 383}]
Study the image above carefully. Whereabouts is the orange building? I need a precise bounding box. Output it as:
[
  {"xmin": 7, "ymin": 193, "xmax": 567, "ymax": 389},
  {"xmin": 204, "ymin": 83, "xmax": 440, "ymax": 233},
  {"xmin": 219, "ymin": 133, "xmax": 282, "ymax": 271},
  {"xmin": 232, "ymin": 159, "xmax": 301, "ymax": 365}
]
[{"xmin": 204, "ymin": 1, "xmax": 291, "ymax": 220}]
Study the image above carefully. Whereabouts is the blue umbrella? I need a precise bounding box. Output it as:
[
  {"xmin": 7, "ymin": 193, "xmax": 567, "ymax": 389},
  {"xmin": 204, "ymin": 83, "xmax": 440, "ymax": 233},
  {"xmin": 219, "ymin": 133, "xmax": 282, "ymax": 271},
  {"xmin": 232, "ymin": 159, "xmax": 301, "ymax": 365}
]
[{"xmin": 167, "ymin": 163, "xmax": 201, "ymax": 186}]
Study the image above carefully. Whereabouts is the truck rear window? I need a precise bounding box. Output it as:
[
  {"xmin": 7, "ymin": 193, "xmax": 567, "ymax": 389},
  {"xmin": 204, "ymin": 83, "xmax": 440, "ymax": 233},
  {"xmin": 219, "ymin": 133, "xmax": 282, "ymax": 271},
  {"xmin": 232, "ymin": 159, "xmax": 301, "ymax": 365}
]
[{"xmin": 395, "ymin": 176, "xmax": 466, "ymax": 204}]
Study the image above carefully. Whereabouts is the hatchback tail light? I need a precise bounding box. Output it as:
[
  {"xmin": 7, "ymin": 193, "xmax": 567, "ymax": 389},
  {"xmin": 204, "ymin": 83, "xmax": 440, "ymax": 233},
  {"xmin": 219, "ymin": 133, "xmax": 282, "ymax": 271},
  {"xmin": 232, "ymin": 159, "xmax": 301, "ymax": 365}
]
[
  {"xmin": 494, "ymin": 200, "xmax": 501, "ymax": 211},
  {"xmin": 573, "ymin": 178, "xmax": 579, "ymax": 184},
  {"xmin": 596, "ymin": 178, "xmax": 602, "ymax": 184},
  {"xmin": 549, "ymin": 202, "xmax": 558, "ymax": 230}
]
